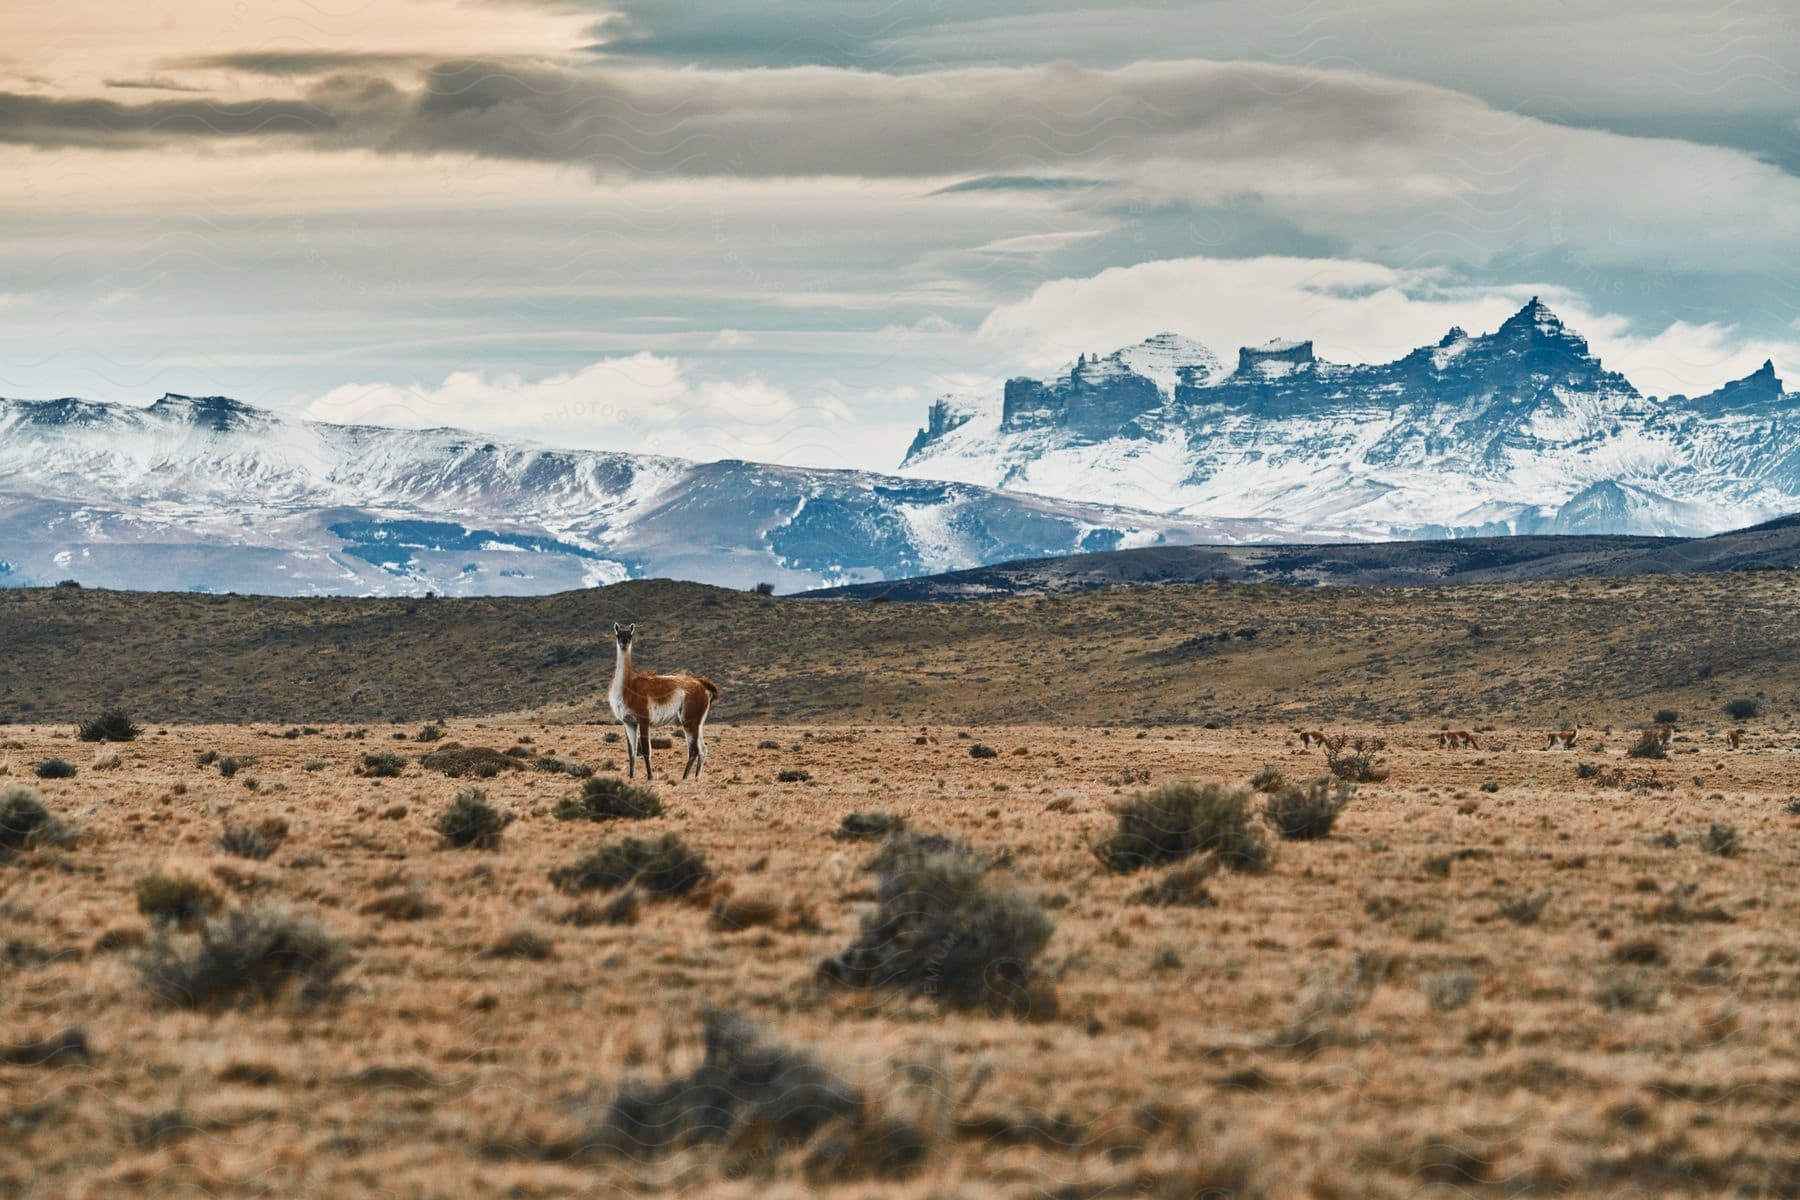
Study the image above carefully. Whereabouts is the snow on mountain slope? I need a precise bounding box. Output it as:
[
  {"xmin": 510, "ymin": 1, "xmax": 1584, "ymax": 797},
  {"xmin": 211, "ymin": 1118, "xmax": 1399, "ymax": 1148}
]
[
  {"xmin": 0, "ymin": 394, "xmax": 1283, "ymax": 596},
  {"xmin": 901, "ymin": 303, "xmax": 1799, "ymax": 538}
]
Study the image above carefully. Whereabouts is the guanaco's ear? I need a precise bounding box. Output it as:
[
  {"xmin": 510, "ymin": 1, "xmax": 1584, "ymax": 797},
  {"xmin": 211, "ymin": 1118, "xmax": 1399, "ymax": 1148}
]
[
  {"xmin": 626, "ymin": 623, "xmax": 637, "ymax": 634},
  {"xmin": 613, "ymin": 622, "xmax": 620, "ymax": 634}
]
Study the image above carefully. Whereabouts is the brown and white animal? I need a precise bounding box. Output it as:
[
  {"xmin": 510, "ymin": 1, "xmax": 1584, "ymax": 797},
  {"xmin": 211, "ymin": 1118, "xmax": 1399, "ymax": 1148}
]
[
  {"xmin": 607, "ymin": 622, "xmax": 719, "ymax": 780},
  {"xmin": 1650, "ymin": 723, "xmax": 1675, "ymax": 749},
  {"xmin": 1725, "ymin": 728, "xmax": 1745, "ymax": 750},
  {"xmin": 1298, "ymin": 730, "xmax": 1327, "ymax": 749},
  {"xmin": 1436, "ymin": 729, "xmax": 1479, "ymax": 749},
  {"xmin": 1543, "ymin": 723, "xmax": 1580, "ymax": 750}
]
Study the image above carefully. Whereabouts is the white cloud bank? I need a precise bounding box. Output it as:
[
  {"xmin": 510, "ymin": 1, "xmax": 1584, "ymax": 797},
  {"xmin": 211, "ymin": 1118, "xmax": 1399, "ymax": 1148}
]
[{"xmin": 305, "ymin": 353, "xmax": 859, "ymax": 464}]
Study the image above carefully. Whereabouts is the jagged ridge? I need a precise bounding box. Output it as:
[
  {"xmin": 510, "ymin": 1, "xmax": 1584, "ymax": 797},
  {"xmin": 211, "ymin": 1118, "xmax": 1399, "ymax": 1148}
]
[{"xmin": 902, "ymin": 299, "xmax": 1797, "ymax": 538}]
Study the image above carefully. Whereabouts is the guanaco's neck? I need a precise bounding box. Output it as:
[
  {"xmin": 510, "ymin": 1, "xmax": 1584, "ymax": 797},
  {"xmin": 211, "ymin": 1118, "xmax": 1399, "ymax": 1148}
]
[{"xmin": 613, "ymin": 642, "xmax": 634, "ymax": 689}]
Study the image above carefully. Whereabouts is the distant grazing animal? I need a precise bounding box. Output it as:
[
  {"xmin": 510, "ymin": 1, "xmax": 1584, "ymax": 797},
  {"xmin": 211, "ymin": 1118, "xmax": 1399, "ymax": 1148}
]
[
  {"xmin": 1651, "ymin": 723, "xmax": 1675, "ymax": 749},
  {"xmin": 1299, "ymin": 730, "xmax": 1326, "ymax": 748},
  {"xmin": 1725, "ymin": 728, "xmax": 1745, "ymax": 750},
  {"xmin": 607, "ymin": 622, "xmax": 719, "ymax": 780},
  {"xmin": 1543, "ymin": 723, "xmax": 1580, "ymax": 750},
  {"xmin": 1436, "ymin": 730, "xmax": 1479, "ymax": 749}
]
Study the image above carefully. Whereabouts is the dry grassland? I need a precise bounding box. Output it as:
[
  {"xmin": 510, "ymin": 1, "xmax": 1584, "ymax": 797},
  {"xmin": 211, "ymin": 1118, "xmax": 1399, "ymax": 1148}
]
[{"xmin": 2, "ymin": 715, "xmax": 1795, "ymax": 1197}]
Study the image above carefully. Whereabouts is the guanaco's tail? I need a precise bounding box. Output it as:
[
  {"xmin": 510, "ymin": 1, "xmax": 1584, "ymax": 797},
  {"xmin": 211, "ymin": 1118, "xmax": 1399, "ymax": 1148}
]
[{"xmin": 696, "ymin": 676, "xmax": 720, "ymax": 699}]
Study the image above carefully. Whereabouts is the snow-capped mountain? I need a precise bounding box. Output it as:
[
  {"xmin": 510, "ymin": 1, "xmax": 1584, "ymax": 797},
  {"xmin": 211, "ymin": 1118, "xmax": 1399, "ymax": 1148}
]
[
  {"xmin": 0, "ymin": 393, "xmax": 1277, "ymax": 596},
  {"xmin": 901, "ymin": 300, "xmax": 1799, "ymax": 538}
]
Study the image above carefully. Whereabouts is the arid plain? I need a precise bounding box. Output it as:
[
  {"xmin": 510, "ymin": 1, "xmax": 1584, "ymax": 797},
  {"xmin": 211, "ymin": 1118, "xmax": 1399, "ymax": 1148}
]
[{"xmin": 2, "ymin": 575, "xmax": 1798, "ymax": 1197}]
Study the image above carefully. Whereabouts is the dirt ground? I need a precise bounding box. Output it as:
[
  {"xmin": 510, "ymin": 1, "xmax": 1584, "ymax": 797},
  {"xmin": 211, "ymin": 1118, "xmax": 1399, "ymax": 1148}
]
[{"xmin": 2, "ymin": 717, "xmax": 1795, "ymax": 1197}]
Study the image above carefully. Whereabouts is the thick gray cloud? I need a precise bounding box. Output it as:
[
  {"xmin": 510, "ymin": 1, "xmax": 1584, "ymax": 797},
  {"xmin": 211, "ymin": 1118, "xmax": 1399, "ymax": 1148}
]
[
  {"xmin": 6, "ymin": 54, "xmax": 1791, "ymax": 284},
  {"xmin": 0, "ymin": 91, "xmax": 338, "ymax": 149},
  {"xmin": 572, "ymin": 0, "xmax": 1800, "ymax": 173},
  {"xmin": 169, "ymin": 51, "xmax": 438, "ymax": 77}
]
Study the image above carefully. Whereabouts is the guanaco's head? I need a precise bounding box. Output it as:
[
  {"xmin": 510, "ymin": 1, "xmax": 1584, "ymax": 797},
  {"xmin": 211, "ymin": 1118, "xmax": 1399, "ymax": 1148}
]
[{"xmin": 613, "ymin": 622, "xmax": 636, "ymax": 650}]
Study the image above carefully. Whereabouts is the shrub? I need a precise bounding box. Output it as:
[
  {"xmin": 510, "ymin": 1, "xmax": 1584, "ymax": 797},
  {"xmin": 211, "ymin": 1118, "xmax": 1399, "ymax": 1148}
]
[
  {"xmin": 134, "ymin": 870, "xmax": 223, "ymax": 928},
  {"xmin": 360, "ymin": 888, "xmax": 440, "ymax": 921},
  {"xmin": 34, "ymin": 758, "xmax": 76, "ymax": 780},
  {"xmin": 436, "ymin": 788, "xmax": 508, "ymax": 849},
  {"xmin": 195, "ymin": 749, "xmax": 219, "ymax": 767},
  {"xmin": 574, "ymin": 1010, "xmax": 920, "ymax": 1179},
  {"xmin": 752, "ymin": 581, "xmax": 776, "ymax": 596},
  {"xmin": 1626, "ymin": 730, "xmax": 1666, "ymax": 760},
  {"xmin": 757, "ymin": 739, "xmax": 781, "ymax": 750},
  {"xmin": 1130, "ymin": 855, "xmax": 1219, "ymax": 908},
  {"xmin": 1699, "ymin": 822, "xmax": 1741, "ymax": 857},
  {"xmin": 709, "ymin": 893, "xmax": 783, "ymax": 933},
  {"xmin": 818, "ymin": 832, "xmax": 1054, "ymax": 1016},
  {"xmin": 77, "ymin": 709, "xmax": 142, "ymax": 743},
  {"xmin": 1264, "ymin": 777, "xmax": 1355, "ymax": 840},
  {"xmin": 415, "ymin": 723, "xmax": 445, "ymax": 743},
  {"xmin": 1497, "ymin": 890, "xmax": 1551, "ymax": 926},
  {"xmin": 487, "ymin": 930, "xmax": 554, "ymax": 960},
  {"xmin": 217, "ymin": 819, "xmax": 288, "ymax": 861},
  {"xmin": 0, "ymin": 1028, "xmax": 89, "ymax": 1067},
  {"xmin": 217, "ymin": 754, "xmax": 252, "ymax": 778},
  {"xmin": 1322, "ymin": 735, "xmax": 1388, "ymax": 783},
  {"xmin": 1249, "ymin": 764, "xmax": 1284, "ymax": 793},
  {"xmin": 834, "ymin": 810, "xmax": 905, "ymax": 841},
  {"xmin": 419, "ymin": 745, "xmax": 519, "ymax": 778},
  {"xmin": 968, "ymin": 744, "xmax": 999, "ymax": 759},
  {"xmin": 1575, "ymin": 761, "xmax": 1603, "ymax": 780},
  {"xmin": 1724, "ymin": 697, "xmax": 1761, "ymax": 720},
  {"xmin": 533, "ymin": 755, "xmax": 594, "ymax": 778},
  {"xmin": 549, "ymin": 834, "xmax": 712, "ymax": 897},
  {"xmin": 777, "ymin": 768, "xmax": 812, "ymax": 783},
  {"xmin": 1594, "ymin": 968, "xmax": 1662, "ymax": 1013},
  {"xmin": 1422, "ymin": 968, "xmax": 1477, "ymax": 1012},
  {"xmin": 0, "ymin": 785, "xmax": 70, "ymax": 855},
  {"xmin": 1651, "ymin": 708, "xmax": 1680, "ymax": 726},
  {"xmin": 302, "ymin": 757, "xmax": 330, "ymax": 772},
  {"xmin": 554, "ymin": 775, "xmax": 663, "ymax": 822},
  {"xmin": 137, "ymin": 905, "xmax": 351, "ymax": 1009},
  {"xmin": 1095, "ymin": 781, "xmax": 1273, "ymax": 873},
  {"xmin": 357, "ymin": 752, "xmax": 405, "ymax": 778},
  {"xmin": 558, "ymin": 892, "xmax": 642, "ymax": 927},
  {"xmin": 91, "ymin": 747, "xmax": 122, "ymax": 771}
]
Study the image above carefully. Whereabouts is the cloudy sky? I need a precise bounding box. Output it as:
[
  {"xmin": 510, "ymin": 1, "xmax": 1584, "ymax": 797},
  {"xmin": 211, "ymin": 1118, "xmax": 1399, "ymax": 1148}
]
[{"xmin": 3, "ymin": 0, "xmax": 1796, "ymax": 469}]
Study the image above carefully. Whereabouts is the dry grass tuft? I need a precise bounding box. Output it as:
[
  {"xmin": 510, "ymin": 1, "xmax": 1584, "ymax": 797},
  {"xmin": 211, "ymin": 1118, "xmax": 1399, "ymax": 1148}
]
[
  {"xmin": 0, "ymin": 784, "xmax": 71, "ymax": 856},
  {"xmin": 434, "ymin": 787, "xmax": 508, "ymax": 849},
  {"xmin": 549, "ymin": 833, "xmax": 712, "ymax": 898},
  {"xmin": 1096, "ymin": 781, "xmax": 1273, "ymax": 873},
  {"xmin": 559, "ymin": 1010, "xmax": 925, "ymax": 1180},
  {"xmin": 834, "ymin": 810, "xmax": 906, "ymax": 840},
  {"xmin": 419, "ymin": 745, "xmax": 520, "ymax": 778},
  {"xmin": 819, "ymin": 832, "xmax": 1054, "ymax": 1016},
  {"xmin": 1130, "ymin": 855, "xmax": 1220, "ymax": 908},
  {"xmin": 1263, "ymin": 776, "xmax": 1354, "ymax": 840},
  {"xmin": 134, "ymin": 869, "xmax": 223, "ymax": 928},
  {"xmin": 77, "ymin": 709, "xmax": 142, "ymax": 743},
  {"xmin": 553, "ymin": 775, "xmax": 663, "ymax": 822},
  {"xmin": 217, "ymin": 818, "xmax": 288, "ymax": 861},
  {"xmin": 137, "ymin": 904, "xmax": 351, "ymax": 1009}
]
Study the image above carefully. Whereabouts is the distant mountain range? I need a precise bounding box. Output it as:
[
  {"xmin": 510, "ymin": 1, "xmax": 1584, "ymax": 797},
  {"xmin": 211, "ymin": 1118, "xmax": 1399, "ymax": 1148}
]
[
  {"xmin": 0, "ymin": 393, "xmax": 1268, "ymax": 595},
  {"xmin": 902, "ymin": 300, "xmax": 1798, "ymax": 540},
  {"xmin": 4, "ymin": 298, "xmax": 1794, "ymax": 597},
  {"xmin": 804, "ymin": 513, "xmax": 1800, "ymax": 600}
]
